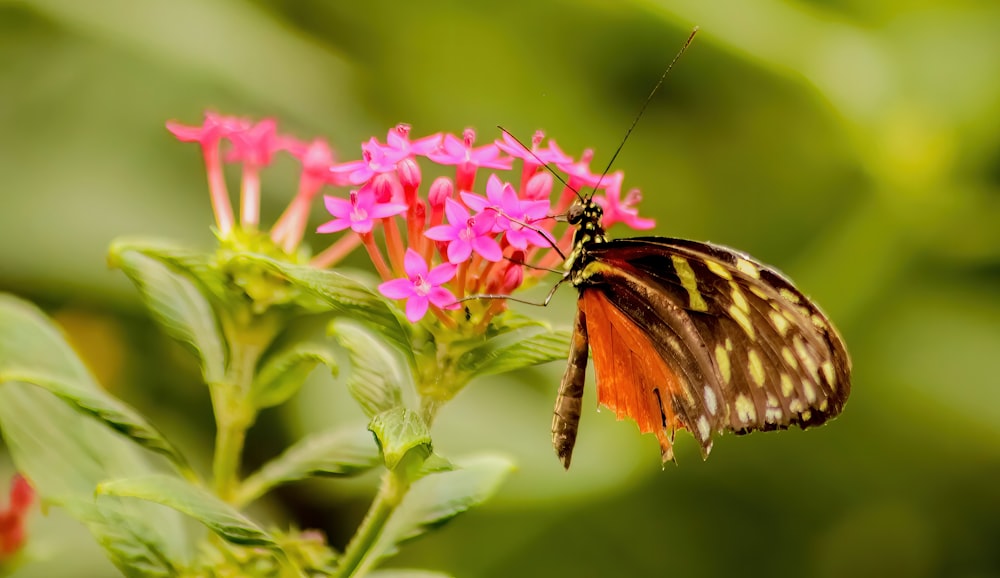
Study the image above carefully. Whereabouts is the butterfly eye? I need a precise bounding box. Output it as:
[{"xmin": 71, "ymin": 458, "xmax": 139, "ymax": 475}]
[{"xmin": 567, "ymin": 202, "xmax": 584, "ymax": 224}]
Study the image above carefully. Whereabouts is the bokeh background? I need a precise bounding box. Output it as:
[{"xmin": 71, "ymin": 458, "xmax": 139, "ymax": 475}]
[{"xmin": 3, "ymin": 1, "xmax": 1000, "ymax": 577}]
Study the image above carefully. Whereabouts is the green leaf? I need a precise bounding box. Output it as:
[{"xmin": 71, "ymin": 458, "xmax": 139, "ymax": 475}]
[
  {"xmin": 0, "ymin": 294, "xmax": 187, "ymax": 576},
  {"xmin": 483, "ymin": 310, "xmax": 550, "ymax": 338},
  {"xmin": 238, "ymin": 254, "xmax": 414, "ymax": 364},
  {"xmin": 0, "ymin": 296, "xmax": 193, "ymax": 476},
  {"xmin": 459, "ymin": 327, "xmax": 571, "ymax": 378},
  {"xmin": 109, "ymin": 245, "xmax": 227, "ymax": 384},
  {"xmin": 1, "ymin": 369, "xmax": 194, "ymax": 478},
  {"xmin": 97, "ymin": 474, "xmax": 278, "ymax": 548},
  {"xmin": 250, "ymin": 339, "xmax": 339, "ymax": 410},
  {"xmin": 369, "ymin": 455, "xmax": 514, "ymax": 565},
  {"xmin": 369, "ymin": 408, "xmax": 432, "ymax": 472},
  {"xmin": 236, "ymin": 423, "xmax": 380, "ymax": 506},
  {"xmin": 333, "ymin": 321, "xmax": 405, "ymax": 418}
]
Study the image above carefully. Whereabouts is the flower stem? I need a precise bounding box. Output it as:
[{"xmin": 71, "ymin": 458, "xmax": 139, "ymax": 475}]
[
  {"xmin": 334, "ymin": 470, "xmax": 409, "ymax": 578},
  {"xmin": 210, "ymin": 337, "xmax": 265, "ymax": 502}
]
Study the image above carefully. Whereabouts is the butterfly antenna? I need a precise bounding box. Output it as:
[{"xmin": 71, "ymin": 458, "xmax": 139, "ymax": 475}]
[
  {"xmin": 497, "ymin": 126, "xmax": 586, "ymax": 202},
  {"xmin": 590, "ymin": 26, "xmax": 699, "ymax": 198}
]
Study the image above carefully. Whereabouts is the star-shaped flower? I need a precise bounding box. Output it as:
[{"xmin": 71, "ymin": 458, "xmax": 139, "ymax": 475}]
[
  {"xmin": 424, "ymin": 199, "xmax": 502, "ymax": 263},
  {"xmin": 318, "ymin": 189, "xmax": 407, "ymax": 234},
  {"xmin": 378, "ymin": 249, "xmax": 460, "ymax": 322}
]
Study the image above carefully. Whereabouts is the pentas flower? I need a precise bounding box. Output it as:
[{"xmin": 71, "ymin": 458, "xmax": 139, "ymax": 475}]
[
  {"xmin": 427, "ymin": 129, "xmax": 512, "ymax": 191},
  {"xmin": 425, "ymin": 200, "xmax": 502, "ymax": 264},
  {"xmin": 319, "ymin": 188, "xmax": 407, "ymax": 235},
  {"xmin": 379, "ymin": 250, "xmax": 459, "ymax": 322},
  {"xmin": 169, "ymin": 111, "xmax": 655, "ymax": 327},
  {"xmin": 462, "ymin": 175, "xmax": 553, "ymax": 250}
]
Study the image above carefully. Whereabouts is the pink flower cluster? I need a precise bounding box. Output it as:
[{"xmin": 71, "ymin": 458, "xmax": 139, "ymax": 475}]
[
  {"xmin": 0, "ymin": 475, "xmax": 33, "ymax": 559},
  {"xmin": 167, "ymin": 114, "xmax": 654, "ymax": 326}
]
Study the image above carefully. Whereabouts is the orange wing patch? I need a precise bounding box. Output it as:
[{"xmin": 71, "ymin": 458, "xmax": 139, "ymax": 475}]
[{"xmin": 581, "ymin": 289, "xmax": 689, "ymax": 462}]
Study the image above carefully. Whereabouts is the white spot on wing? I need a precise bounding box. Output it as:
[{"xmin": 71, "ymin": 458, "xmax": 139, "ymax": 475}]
[
  {"xmin": 697, "ymin": 416, "xmax": 711, "ymax": 441},
  {"xmin": 704, "ymin": 385, "xmax": 718, "ymax": 415}
]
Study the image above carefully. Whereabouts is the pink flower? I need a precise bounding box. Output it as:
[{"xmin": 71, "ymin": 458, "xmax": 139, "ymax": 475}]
[
  {"xmin": 225, "ymin": 118, "xmax": 281, "ymax": 167},
  {"xmin": 594, "ymin": 172, "xmax": 655, "ymax": 230},
  {"xmin": 428, "ymin": 129, "xmax": 512, "ymax": 171},
  {"xmin": 166, "ymin": 111, "xmax": 247, "ymax": 146},
  {"xmin": 495, "ymin": 130, "xmax": 573, "ymax": 167},
  {"xmin": 330, "ymin": 138, "xmax": 404, "ymax": 185},
  {"xmin": 285, "ymin": 137, "xmax": 337, "ymax": 182},
  {"xmin": 463, "ymin": 175, "xmax": 552, "ymax": 250},
  {"xmin": 318, "ymin": 189, "xmax": 407, "ymax": 234},
  {"xmin": 379, "ymin": 249, "xmax": 460, "ymax": 322},
  {"xmin": 425, "ymin": 199, "xmax": 502, "ymax": 263},
  {"xmin": 556, "ymin": 148, "xmax": 603, "ymax": 189},
  {"xmin": 427, "ymin": 129, "xmax": 512, "ymax": 191},
  {"xmin": 385, "ymin": 124, "xmax": 442, "ymax": 159}
]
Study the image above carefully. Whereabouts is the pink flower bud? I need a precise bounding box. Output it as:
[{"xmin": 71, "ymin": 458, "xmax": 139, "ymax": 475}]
[
  {"xmin": 368, "ymin": 173, "xmax": 401, "ymax": 204},
  {"xmin": 398, "ymin": 158, "xmax": 422, "ymax": 193},
  {"xmin": 525, "ymin": 171, "xmax": 553, "ymax": 200},
  {"xmin": 428, "ymin": 177, "xmax": 454, "ymax": 208}
]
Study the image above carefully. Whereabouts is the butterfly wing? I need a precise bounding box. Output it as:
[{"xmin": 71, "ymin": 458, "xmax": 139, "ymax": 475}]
[{"xmin": 558, "ymin": 236, "xmax": 851, "ymax": 465}]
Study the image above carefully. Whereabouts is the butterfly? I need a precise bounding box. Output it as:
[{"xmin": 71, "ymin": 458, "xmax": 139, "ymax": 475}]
[{"xmin": 550, "ymin": 196, "xmax": 852, "ymax": 468}]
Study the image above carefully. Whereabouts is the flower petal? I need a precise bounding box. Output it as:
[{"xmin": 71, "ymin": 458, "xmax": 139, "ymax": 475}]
[
  {"xmin": 405, "ymin": 295, "xmax": 430, "ymax": 322},
  {"xmin": 349, "ymin": 218, "xmax": 375, "ymax": 234},
  {"xmin": 446, "ymin": 239, "xmax": 473, "ymax": 264},
  {"xmin": 378, "ymin": 278, "xmax": 415, "ymax": 300},
  {"xmin": 424, "ymin": 224, "xmax": 456, "ymax": 242},
  {"xmin": 472, "ymin": 236, "xmax": 503, "ymax": 262},
  {"xmin": 369, "ymin": 202, "xmax": 409, "ymax": 219},
  {"xmin": 323, "ymin": 195, "xmax": 353, "ymax": 218},
  {"xmin": 317, "ymin": 218, "xmax": 352, "ymax": 234},
  {"xmin": 403, "ymin": 248, "xmax": 429, "ymax": 278},
  {"xmin": 427, "ymin": 286, "xmax": 459, "ymax": 309},
  {"xmin": 426, "ymin": 262, "xmax": 457, "ymax": 285},
  {"xmin": 443, "ymin": 198, "xmax": 470, "ymax": 225},
  {"xmin": 460, "ymin": 191, "xmax": 489, "ymax": 213}
]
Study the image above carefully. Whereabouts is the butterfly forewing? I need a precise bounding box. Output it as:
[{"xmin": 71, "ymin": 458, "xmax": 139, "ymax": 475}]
[{"xmin": 559, "ymin": 235, "xmax": 851, "ymax": 465}]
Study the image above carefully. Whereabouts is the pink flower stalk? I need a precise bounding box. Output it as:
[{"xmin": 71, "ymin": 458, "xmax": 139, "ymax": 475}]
[
  {"xmin": 167, "ymin": 112, "xmax": 244, "ymax": 235},
  {"xmin": 273, "ymin": 137, "xmax": 338, "ymax": 253},
  {"xmin": 0, "ymin": 474, "xmax": 33, "ymax": 559},
  {"xmin": 225, "ymin": 118, "xmax": 282, "ymax": 229},
  {"xmin": 379, "ymin": 249, "xmax": 460, "ymax": 322}
]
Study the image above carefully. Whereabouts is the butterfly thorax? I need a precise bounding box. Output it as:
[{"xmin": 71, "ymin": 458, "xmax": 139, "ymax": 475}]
[{"xmin": 564, "ymin": 198, "xmax": 607, "ymax": 283}]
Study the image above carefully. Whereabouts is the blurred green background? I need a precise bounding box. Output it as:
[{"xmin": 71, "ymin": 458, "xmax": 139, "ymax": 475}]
[{"xmin": 3, "ymin": 0, "xmax": 1000, "ymax": 577}]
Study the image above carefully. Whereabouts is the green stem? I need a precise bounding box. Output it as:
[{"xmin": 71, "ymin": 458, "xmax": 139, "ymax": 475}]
[
  {"xmin": 334, "ymin": 470, "xmax": 409, "ymax": 578},
  {"xmin": 210, "ymin": 338, "xmax": 263, "ymax": 502}
]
